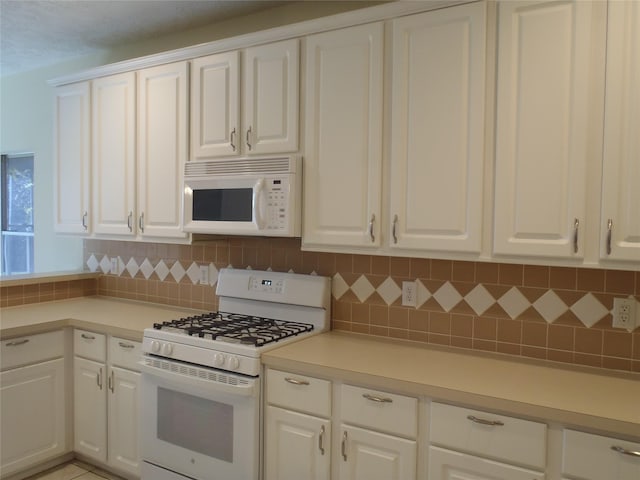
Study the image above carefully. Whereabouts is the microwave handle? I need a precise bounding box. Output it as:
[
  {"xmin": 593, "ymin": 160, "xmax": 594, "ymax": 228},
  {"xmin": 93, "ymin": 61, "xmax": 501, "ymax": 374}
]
[{"xmin": 253, "ymin": 179, "xmax": 266, "ymax": 229}]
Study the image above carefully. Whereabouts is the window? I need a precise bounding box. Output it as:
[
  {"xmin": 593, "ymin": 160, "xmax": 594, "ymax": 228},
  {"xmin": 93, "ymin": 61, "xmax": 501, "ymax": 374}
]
[{"xmin": 1, "ymin": 153, "xmax": 34, "ymax": 275}]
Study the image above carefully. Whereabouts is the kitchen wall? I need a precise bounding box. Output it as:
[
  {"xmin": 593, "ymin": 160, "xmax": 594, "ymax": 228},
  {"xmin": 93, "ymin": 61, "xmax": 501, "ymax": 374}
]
[
  {"xmin": 0, "ymin": 1, "xmax": 379, "ymax": 274},
  {"xmin": 82, "ymin": 238, "xmax": 640, "ymax": 373}
]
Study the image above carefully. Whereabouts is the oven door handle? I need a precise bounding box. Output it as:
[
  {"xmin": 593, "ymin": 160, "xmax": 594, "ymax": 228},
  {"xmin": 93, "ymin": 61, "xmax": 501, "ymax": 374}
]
[{"xmin": 138, "ymin": 360, "xmax": 257, "ymax": 398}]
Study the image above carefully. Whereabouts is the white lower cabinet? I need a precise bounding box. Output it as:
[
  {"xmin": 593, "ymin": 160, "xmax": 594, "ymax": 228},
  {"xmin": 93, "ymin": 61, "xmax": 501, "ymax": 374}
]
[
  {"xmin": 74, "ymin": 330, "xmax": 141, "ymax": 478},
  {"xmin": 0, "ymin": 331, "xmax": 68, "ymax": 477},
  {"xmin": 428, "ymin": 446, "xmax": 545, "ymax": 480},
  {"xmin": 266, "ymin": 406, "xmax": 330, "ymax": 480},
  {"xmin": 0, "ymin": 357, "xmax": 67, "ymax": 476},
  {"xmin": 339, "ymin": 425, "xmax": 416, "ymax": 480},
  {"xmin": 265, "ymin": 370, "xmax": 331, "ymax": 480},
  {"xmin": 562, "ymin": 429, "xmax": 640, "ymax": 480}
]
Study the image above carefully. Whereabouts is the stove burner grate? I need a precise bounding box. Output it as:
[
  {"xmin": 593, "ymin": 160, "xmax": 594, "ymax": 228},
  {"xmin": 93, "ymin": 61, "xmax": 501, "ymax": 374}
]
[{"xmin": 153, "ymin": 312, "xmax": 314, "ymax": 347}]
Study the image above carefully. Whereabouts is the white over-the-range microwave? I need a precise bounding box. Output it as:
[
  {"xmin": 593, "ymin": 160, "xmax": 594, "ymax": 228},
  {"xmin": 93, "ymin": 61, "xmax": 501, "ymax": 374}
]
[{"xmin": 183, "ymin": 155, "xmax": 302, "ymax": 237}]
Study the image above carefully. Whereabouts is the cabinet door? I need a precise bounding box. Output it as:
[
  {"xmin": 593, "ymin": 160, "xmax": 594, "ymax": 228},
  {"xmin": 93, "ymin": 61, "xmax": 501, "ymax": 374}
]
[
  {"xmin": 600, "ymin": 0, "xmax": 640, "ymax": 262},
  {"xmin": 339, "ymin": 425, "xmax": 416, "ymax": 480},
  {"xmin": 0, "ymin": 359, "xmax": 66, "ymax": 477},
  {"xmin": 428, "ymin": 446, "xmax": 545, "ymax": 480},
  {"xmin": 74, "ymin": 356, "xmax": 107, "ymax": 463},
  {"xmin": 108, "ymin": 366, "xmax": 141, "ymax": 477},
  {"xmin": 54, "ymin": 81, "xmax": 91, "ymax": 234},
  {"xmin": 137, "ymin": 61, "xmax": 189, "ymax": 240},
  {"xmin": 389, "ymin": 2, "xmax": 486, "ymax": 253},
  {"xmin": 92, "ymin": 72, "xmax": 136, "ymax": 236},
  {"xmin": 303, "ymin": 22, "xmax": 383, "ymax": 248},
  {"xmin": 265, "ymin": 406, "xmax": 330, "ymax": 480},
  {"xmin": 191, "ymin": 51, "xmax": 240, "ymax": 159},
  {"xmin": 243, "ymin": 39, "xmax": 299, "ymax": 155},
  {"xmin": 494, "ymin": 0, "xmax": 604, "ymax": 258}
]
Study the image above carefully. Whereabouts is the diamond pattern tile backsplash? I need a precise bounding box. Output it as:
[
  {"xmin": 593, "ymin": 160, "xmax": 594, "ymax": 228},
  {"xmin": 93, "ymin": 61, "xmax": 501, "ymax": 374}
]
[{"xmin": 81, "ymin": 238, "xmax": 640, "ymax": 373}]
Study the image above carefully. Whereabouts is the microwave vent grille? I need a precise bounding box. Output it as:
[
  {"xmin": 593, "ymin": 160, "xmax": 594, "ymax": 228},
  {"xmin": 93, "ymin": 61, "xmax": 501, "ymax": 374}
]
[{"xmin": 185, "ymin": 157, "xmax": 294, "ymax": 177}]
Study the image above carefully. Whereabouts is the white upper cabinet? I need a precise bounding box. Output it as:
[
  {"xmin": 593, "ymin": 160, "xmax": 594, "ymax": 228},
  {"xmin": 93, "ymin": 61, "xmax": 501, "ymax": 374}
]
[
  {"xmin": 191, "ymin": 39, "xmax": 299, "ymax": 160},
  {"xmin": 54, "ymin": 81, "xmax": 91, "ymax": 234},
  {"xmin": 389, "ymin": 2, "xmax": 486, "ymax": 254},
  {"xmin": 243, "ymin": 40, "xmax": 299, "ymax": 155},
  {"xmin": 137, "ymin": 61, "xmax": 189, "ymax": 240},
  {"xmin": 191, "ymin": 51, "xmax": 240, "ymax": 158},
  {"xmin": 91, "ymin": 72, "xmax": 137, "ymax": 237},
  {"xmin": 493, "ymin": 0, "xmax": 605, "ymax": 259},
  {"xmin": 600, "ymin": 0, "xmax": 640, "ymax": 262},
  {"xmin": 302, "ymin": 22, "xmax": 384, "ymax": 248}
]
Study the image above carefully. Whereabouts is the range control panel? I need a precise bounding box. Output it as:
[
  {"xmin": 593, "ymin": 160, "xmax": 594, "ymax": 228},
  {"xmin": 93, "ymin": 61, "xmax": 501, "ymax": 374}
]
[{"xmin": 249, "ymin": 276, "xmax": 285, "ymax": 294}]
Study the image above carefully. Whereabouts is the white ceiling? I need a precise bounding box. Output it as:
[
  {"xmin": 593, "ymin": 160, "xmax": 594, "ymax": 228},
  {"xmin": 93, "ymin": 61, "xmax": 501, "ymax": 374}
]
[{"xmin": 0, "ymin": 0, "xmax": 290, "ymax": 76}]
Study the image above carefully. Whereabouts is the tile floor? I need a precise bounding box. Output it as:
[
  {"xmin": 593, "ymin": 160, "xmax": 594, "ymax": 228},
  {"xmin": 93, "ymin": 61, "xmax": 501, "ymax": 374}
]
[{"xmin": 25, "ymin": 461, "xmax": 125, "ymax": 480}]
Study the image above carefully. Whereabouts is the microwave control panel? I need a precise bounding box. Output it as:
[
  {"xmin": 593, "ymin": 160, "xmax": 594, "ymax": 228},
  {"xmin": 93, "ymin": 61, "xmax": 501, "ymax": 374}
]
[{"xmin": 265, "ymin": 179, "xmax": 289, "ymax": 230}]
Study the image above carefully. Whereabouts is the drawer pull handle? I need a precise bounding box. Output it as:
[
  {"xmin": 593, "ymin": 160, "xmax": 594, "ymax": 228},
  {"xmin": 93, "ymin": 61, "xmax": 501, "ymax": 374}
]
[
  {"xmin": 285, "ymin": 377, "xmax": 309, "ymax": 386},
  {"xmin": 319, "ymin": 425, "xmax": 325, "ymax": 455},
  {"xmin": 467, "ymin": 415, "xmax": 504, "ymax": 427},
  {"xmin": 341, "ymin": 431, "xmax": 348, "ymax": 461},
  {"xmin": 118, "ymin": 342, "xmax": 135, "ymax": 349},
  {"xmin": 611, "ymin": 445, "xmax": 640, "ymax": 458},
  {"xmin": 81, "ymin": 333, "xmax": 96, "ymax": 340},
  {"xmin": 6, "ymin": 339, "xmax": 29, "ymax": 347},
  {"xmin": 363, "ymin": 393, "xmax": 393, "ymax": 403}
]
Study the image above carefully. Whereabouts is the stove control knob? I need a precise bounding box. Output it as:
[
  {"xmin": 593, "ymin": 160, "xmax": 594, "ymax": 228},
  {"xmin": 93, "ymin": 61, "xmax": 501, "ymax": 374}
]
[
  {"xmin": 227, "ymin": 356, "xmax": 240, "ymax": 370},
  {"xmin": 162, "ymin": 343, "xmax": 174, "ymax": 356},
  {"xmin": 213, "ymin": 353, "xmax": 225, "ymax": 367},
  {"xmin": 150, "ymin": 340, "xmax": 160, "ymax": 353}
]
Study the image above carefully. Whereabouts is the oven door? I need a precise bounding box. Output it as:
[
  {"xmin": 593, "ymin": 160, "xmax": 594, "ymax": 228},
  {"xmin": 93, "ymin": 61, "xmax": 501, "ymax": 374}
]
[{"xmin": 139, "ymin": 356, "xmax": 259, "ymax": 480}]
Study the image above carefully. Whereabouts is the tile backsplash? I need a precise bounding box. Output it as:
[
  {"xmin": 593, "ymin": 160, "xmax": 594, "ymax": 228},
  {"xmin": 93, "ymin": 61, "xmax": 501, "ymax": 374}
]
[{"xmin": 83, "ymin": 238, "xmax": 640, "ymax": 373}]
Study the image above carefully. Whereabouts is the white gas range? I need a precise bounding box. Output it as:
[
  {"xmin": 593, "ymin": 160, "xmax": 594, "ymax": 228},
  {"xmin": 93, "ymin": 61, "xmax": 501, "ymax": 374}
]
[{"xmin": 139, "ymin": 268, "xmax": 331, "ymax": 480}]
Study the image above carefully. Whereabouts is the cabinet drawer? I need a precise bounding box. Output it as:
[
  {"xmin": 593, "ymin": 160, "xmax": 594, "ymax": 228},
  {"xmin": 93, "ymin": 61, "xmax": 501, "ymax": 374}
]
[
  {"xmin": 266, "ymin": 369, "xmax": 331, "ymax": 417},
  {"xmin": 430, "ymin": 402, "xmax": 546, "ymax": 469},
  {"xmin": 74, "ymin": 329, "xmax": 106, "ymax": 361},
  {"xmin": 1, "ymin": 330, "xmax": 65, "ymax": 370},
  {"xmin": 108, "ymin": 336, "xmax": 142, "ymax": 371},
  {"xmin": 341, "ymin": 384, "xmax": 417, "ymax": 438},
  {"xmin": 563, "ymin": 429, "xmax": 640, "ymax": 480}
]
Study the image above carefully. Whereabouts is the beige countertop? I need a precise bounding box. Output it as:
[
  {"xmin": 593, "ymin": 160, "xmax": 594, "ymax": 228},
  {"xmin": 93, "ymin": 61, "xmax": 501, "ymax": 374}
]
[
  {"xmin": 0, "ymin": 296, "xmax": 198, "ymax": 341},
  {"xmin": 262, "ymin": 331, "xmax": 640, "ymax": 439},
  {"xmin": 0, "ymin": 271, "xmax": 99, "ymax": 287}
]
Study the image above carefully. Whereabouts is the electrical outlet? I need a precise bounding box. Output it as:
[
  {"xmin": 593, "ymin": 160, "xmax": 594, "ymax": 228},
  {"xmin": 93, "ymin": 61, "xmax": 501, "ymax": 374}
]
[
  {"xmin": 110, "ymin": 257, "xmax": 118, "ymax": 275},
  {"xmin": 612, "ymin": 297, "xmax": 637, "ymax": 331},
  {"xmin": 199, "ymin": 265, "xmax": 209, "ymax": 285},
  {"xmin": 402, "ymin": 281, "xmax": 417, "ymax": 307}
]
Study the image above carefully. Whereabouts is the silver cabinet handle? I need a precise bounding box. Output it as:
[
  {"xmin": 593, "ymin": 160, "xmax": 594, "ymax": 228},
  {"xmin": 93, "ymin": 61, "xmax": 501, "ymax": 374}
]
[
  {"xmin": 97, "ymin": 367, "xmax": 103, "ymax": 390},
  {"xmin": 573, "ymin": 218, "xmax": 579, "ymax": 254},
  {"xmin": 368, "ymin": 214, "xmax": 376, "ymax": 243},
  {"xmin": 81, "ymin": 333, "xmax": 96, "ymax": 340},
  {"xmin": 139, "ymin": 212, "xmax": 145, "ymax": 233},
  {"xmin": 606, "ymin": 218, "xmax": 613, "ymax": 255},
  {"xmin": 230, "ymin": 127, "xmax": 237, "ymax": 151},
  {"xmin": 341, "ymin": 431, "xmax": 348, "ymax": 461},
  {"xmin": 118, "ymin": 341, "xmax": 135, "ymax": 349},
  {"xmin": 82, "ymin": 211, "xmax": 88, "ymax": 230},
  {"xmin": 611, "ymin": 445, "xmax": 640, "ymax": 458},
  {"xmin": 319, "ymin": 425, "xmax": 325, "ymax": 455},
  {"xmin": 246, "ymin": 126, "xmax": 252, "ymax": 150},
  {"xmin": 392, "ymin": 214, "xmax": 398, "ymax": 244},
  {"xmin": 127, "ymin": 211, "xmax": 133, "ymax": 232},
  {"xmin": 6, "ymin": 338, "xmax": 29, "ymax": 347},
  {"xmin": 285, "ymin": 377, "xmax": 309, "ymax": 386},
  {"xmin": 467, "ymin": 415, "xmax": 504, "ymax": 426},
  {"xmin": 108, "ymin": 369, "xmax": 114, "ymax": 393},
  {"xmin": 363, "ymin": 393, "xmax": 393, "ymax": 403}
]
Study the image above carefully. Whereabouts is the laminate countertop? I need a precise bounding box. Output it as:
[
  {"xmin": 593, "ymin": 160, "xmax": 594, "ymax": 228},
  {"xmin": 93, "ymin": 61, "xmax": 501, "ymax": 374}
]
[
  {"xmin": 0, "ymin": 296, "xmax": 197, "ymax": 341},
  {"xmin": 262, "ymin": 331, "xmax": 640, "ymax": 439}
]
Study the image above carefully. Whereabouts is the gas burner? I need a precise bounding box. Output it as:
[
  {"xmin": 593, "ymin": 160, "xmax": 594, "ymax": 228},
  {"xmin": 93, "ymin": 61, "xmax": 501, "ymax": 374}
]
[{"xmin": 153, "ymin": 311, "xmax": 314, "ymax": 347}]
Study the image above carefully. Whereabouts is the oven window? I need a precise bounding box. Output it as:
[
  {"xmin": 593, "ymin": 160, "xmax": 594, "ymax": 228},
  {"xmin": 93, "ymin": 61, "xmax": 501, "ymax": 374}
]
[
  {"xmin": 193, "ymin": 188, "xmax": 252, "ymax": 222},
  {"xmin": 157, "ymin": 387, "xmax": 233, "ymax": 462}
]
